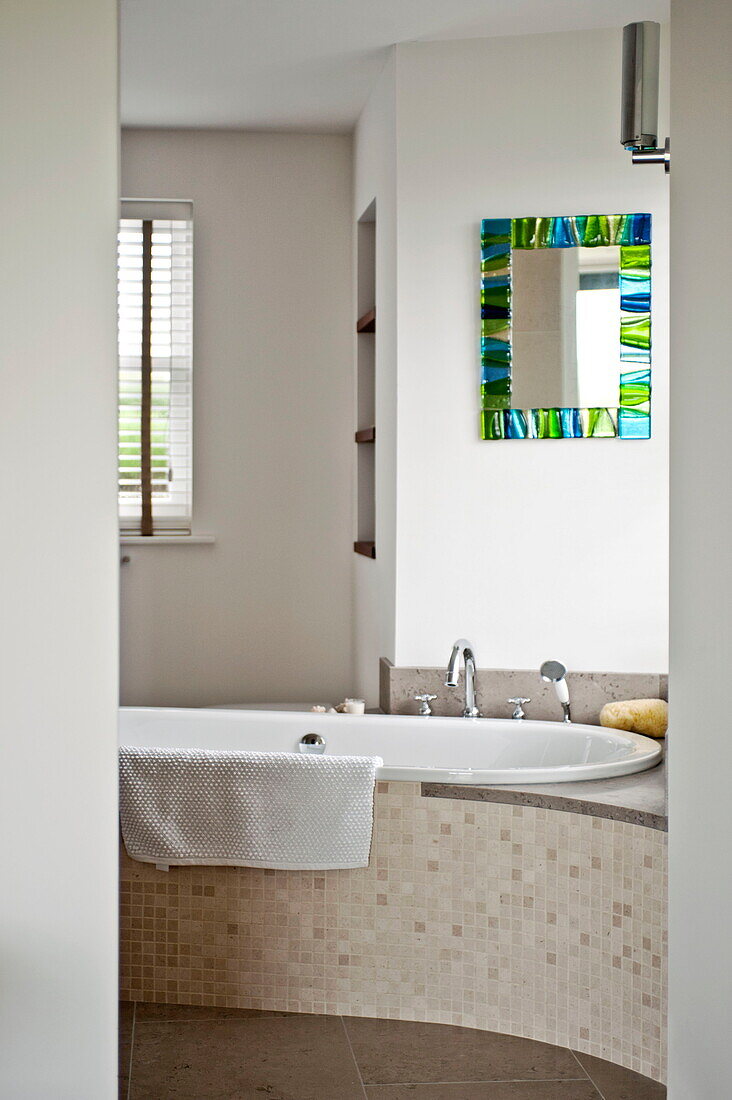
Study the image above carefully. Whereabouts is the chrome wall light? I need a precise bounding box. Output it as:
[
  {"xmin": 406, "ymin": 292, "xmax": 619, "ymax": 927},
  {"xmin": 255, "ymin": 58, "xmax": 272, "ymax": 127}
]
[{"xmin": 621, "ymin": 21, "xmax": 670, "ymax": 172}]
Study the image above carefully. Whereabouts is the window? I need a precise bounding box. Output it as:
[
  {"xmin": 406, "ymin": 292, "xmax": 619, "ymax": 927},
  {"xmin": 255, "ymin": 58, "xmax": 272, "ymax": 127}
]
[{"xmin": 117, "ymin": 200, "xmax": 193, "ymax": 534}]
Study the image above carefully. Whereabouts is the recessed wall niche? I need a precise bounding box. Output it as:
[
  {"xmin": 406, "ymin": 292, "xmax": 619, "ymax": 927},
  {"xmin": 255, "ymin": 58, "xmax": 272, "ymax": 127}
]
[{"xmin": 355, "ymin": 199, "xmax": 376, "ymax": 558}]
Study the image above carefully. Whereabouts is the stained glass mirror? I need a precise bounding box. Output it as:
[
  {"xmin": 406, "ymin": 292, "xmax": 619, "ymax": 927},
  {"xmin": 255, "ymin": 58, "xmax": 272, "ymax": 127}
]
[{"xmin": 480, "ymin": 214, "xmax": 651, "ymax": 439}]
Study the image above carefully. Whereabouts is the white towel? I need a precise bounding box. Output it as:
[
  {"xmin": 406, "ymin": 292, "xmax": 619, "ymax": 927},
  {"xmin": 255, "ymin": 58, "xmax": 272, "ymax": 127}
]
[{"xmin": 119, "ymin": 746, "xmax": 382, "ymax": 870}]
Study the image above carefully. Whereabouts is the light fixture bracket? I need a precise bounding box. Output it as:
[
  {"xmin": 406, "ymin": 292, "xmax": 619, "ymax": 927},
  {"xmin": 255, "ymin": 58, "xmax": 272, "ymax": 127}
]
[{"xmin": 631, "ymin": 136, "xmax": 671, "ymax": 173}]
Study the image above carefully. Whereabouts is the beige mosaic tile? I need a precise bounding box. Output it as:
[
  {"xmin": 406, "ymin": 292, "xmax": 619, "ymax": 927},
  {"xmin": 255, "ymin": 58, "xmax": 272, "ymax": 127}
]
[{"xmin": 120, "ymin": 783, "xmax": 667, "ymax": 1083}]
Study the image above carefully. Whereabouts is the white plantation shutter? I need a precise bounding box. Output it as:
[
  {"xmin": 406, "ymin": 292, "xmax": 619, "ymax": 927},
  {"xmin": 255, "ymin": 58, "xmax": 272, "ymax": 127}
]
[{"xmin": 118, "ymin": 200, "xmax": 193, "ymax": 533}]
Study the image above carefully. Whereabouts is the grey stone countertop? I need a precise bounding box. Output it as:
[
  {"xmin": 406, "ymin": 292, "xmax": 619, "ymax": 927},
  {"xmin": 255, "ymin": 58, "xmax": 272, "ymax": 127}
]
[{"xmin": 421, "ymin": 757, "xmax": 667, "ymax": 831}]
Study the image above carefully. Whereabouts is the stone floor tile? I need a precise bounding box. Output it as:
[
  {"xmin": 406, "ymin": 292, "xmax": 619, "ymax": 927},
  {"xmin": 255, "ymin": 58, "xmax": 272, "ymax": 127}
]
[
  {"xmin": 572, "ymin": 1050, "xmax": 666, "ymax": 1100},
  {"xmin": 343, "ymin": 1017, "xmax": 581, "ymax": 1085},
  {"xmin": 129, "ymin": 1014, "xmax": 365, "ymax": 1099},
  {"xmin": 365, "ymin": 1083, "xmax": 600, "ymax": 1099}
]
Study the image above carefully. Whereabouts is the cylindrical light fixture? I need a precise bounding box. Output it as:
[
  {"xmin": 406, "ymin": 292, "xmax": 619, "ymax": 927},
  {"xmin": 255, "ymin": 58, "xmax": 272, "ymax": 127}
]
[
  {"xmin": 621, "ymin": 21, "xmax": 670, "ymax": 171},
  {"xmin": 621, "ymin": 21, "xmax": 660, "ymax": 149}
]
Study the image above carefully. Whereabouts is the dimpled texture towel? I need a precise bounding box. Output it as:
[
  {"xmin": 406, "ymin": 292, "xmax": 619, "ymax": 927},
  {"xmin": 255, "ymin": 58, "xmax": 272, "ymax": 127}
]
[{"xmin": 120, "ymin": 746, "xmax": 382, "ymax": 870}]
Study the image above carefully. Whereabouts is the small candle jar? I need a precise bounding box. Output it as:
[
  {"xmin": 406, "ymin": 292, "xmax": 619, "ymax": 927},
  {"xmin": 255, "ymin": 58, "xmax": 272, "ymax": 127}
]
[{"xmin": 343, "ymin": 698, "xmax": 366, "ymax": 715}]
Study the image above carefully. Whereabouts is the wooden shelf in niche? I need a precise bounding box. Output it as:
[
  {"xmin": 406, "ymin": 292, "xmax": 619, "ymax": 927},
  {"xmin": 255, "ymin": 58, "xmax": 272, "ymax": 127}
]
[
  {"xmin": 354, "ymin": 541, "xmax": 376, "ymax": 559},
  {"xmin": 355, "ymin": 426, "xmax": 376, "ymax": 444},
  {"xmin": 356, "ymin": 308, "xmax": 375, "ymax": 333}
]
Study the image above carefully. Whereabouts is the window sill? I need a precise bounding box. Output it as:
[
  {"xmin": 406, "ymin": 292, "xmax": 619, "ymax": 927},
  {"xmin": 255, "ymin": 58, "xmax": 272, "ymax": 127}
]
[{"xmin": 120, "ymin": 534, "xmax": 216, "ymax": 545}]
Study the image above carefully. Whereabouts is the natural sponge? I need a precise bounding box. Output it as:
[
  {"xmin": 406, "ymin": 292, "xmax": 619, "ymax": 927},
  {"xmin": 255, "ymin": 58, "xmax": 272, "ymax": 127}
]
[{"xmin": 599, "ymin": 698, "xmax": 668, "ymax": 738}]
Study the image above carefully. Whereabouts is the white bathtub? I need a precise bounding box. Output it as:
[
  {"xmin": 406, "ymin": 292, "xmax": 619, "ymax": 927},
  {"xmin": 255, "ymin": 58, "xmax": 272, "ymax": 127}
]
[{"xmin": 119, "ymin": 706, "xmax": 662, "ymax": 784}]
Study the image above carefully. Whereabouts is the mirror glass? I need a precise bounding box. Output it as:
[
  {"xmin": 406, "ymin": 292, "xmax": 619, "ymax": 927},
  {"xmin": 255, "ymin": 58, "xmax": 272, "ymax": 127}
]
[
  {"xmin": 480, "ymin": 214, "xmax": 652, "ymax": 440},
  {"xmin": 510, "ymin": 246, "xmax": 620, "ymax": 410}
]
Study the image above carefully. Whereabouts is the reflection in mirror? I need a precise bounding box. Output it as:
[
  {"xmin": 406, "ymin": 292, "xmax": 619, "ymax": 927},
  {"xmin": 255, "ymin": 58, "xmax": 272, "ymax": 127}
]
[
  {"xmin": 480, "ymin": 214, "xmax": 652, "ymax": 440},
  {"xmin": 511, "ymin": 246, "xmax": 621, "ymax": 410}
]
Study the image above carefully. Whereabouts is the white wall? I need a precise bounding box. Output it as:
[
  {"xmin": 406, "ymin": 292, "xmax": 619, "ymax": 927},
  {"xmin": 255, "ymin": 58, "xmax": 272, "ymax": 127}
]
[
  {"xmin": 353, "ymin": 57, "xmax": 398, "ymax": 704},
  {"xmin": 392, "ymin": 30, "xmax": 669, "ymax": 673},
  {"xmin": 120, "ymin": 130, "xmax": 354, "ymax": 706},
  {"xmin": 0, "ymin": 2, "xmax": 119, "ymax": 1096},
  {"xmin": 668, "ymin": 0, "xmax": 732, "ymax": 1094}
]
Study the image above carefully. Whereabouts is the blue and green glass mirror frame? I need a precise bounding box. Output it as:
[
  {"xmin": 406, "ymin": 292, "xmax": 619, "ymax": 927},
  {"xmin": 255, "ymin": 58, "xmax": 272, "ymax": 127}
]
[{"xmin": 480, "ymin": 214, "xmax": 651, "ymax": 439}]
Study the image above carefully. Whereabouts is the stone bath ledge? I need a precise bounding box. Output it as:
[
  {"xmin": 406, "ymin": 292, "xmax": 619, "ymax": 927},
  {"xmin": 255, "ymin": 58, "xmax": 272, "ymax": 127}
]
[{"xmin": 423, "ymin": 758, "xmax": 666, "ymax": 830}]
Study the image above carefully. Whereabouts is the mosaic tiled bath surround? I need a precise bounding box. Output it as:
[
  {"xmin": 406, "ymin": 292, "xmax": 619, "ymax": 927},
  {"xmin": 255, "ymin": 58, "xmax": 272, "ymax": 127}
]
[{"xmin": 120, "ymin": 783, "xmax": 667, "ymax": 1083}]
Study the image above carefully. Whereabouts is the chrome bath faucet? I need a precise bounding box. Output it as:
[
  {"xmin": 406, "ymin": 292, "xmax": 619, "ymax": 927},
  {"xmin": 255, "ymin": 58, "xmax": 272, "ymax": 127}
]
[
  {"xmin": 445, "ymin": 639, "xmax": 481, "ymax": 718},
  {"xmin": 509, "ymin": 697, "xmax": 530, "ymax": 720}
]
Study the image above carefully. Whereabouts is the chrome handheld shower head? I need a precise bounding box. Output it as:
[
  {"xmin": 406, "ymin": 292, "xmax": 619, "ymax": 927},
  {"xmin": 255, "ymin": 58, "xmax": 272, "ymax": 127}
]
[{"xmin": 540, "ymin": 660, "xmax": 572, "ymax": 723}]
